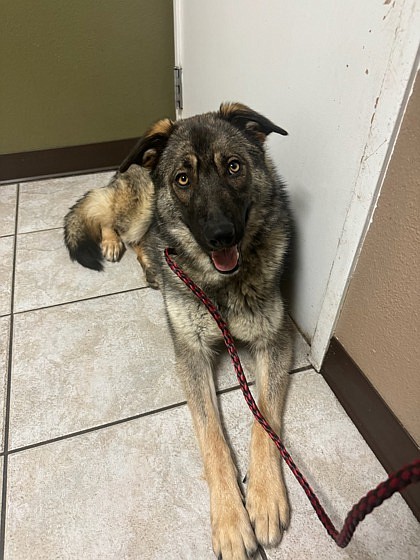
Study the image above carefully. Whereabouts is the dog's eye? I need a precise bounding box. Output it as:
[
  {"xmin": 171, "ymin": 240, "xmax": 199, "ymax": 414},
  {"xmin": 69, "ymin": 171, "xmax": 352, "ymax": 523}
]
[
  {"xmin": 175, "ymin": 172, "xmax": 190, "ymax": 187},
  {"xmin": 228, "ymin": 160, "xmax": 241, "ymax": 175}
]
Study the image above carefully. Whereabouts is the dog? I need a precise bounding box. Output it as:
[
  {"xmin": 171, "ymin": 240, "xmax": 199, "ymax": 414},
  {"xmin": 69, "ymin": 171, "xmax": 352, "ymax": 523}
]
[{"xmin": 64, "ymin": 103, "xmax": 293, "ymax": 559}]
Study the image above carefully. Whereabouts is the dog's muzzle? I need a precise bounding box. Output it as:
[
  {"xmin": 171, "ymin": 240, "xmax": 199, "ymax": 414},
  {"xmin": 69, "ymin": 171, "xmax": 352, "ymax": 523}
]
[{"xmin": 203, "ymin": 218, "xmax": 242, "ymax": 274}]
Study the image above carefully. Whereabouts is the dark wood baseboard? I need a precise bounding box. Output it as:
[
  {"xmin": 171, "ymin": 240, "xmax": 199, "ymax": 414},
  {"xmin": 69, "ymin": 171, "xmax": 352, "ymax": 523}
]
[
  {"xmin": 0, "ymin": 138, "xmax": 138, "ymax": 184},
  {"xmin": 321, "ymin": 337, "xmax": 420, "ymax": 521}
]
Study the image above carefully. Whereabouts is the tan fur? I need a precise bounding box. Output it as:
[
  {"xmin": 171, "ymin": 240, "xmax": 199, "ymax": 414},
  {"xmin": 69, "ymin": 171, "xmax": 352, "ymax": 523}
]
[
  {"xmin": 101, "ymin": 226, "xmax": 125, "ymax": 262},
  {"xmin": 177, "ymin": 353, "xmax": 258, "ymax": 559},
  {"xmin": 247, "ymin": 421, "xmax": 290, "ymax": 542},
  {"xmin": 132, "ymin": 243, "xmax": 148, "ymax": 269},
  {"xmin": 132, "ymin": 242, "xmax": 159, "ymax": 289},
  {"xmin": 246, "ymin": 351, "xmax": 290, "ymax": 546},
  {"xmin": 145, "ymin": 117, "xmax": 174, "ymax": 138},
  {"xmin": 219, "ymin": 101, "xmax": 252, "ymax": 117},
  {"xmin": 246, "ymin": 342, "xmax": 292, "ymax": 545},
  {"xmin": 64, "ymin": 166, "xmax": 155, "ymax": 272}
]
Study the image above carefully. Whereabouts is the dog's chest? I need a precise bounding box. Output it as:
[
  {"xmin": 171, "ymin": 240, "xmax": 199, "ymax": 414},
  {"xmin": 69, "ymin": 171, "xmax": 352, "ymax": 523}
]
[
  {"xmin": 217, "ymin": 282, "xmax": 283, "ymax": 344},
  {"xmin": 163, "ymin": 255, "xmax": 284, "ymax": 347}
]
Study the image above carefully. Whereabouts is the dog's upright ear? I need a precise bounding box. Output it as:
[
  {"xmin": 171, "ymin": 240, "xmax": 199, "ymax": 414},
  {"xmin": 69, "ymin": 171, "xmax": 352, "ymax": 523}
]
[
  {"xmin": 219, "ymin": 102, "xmax": 288, "ymax": 143},
  {"xmin": 119, "ymin": 118, "xmax": 175, "ymax": 173}
]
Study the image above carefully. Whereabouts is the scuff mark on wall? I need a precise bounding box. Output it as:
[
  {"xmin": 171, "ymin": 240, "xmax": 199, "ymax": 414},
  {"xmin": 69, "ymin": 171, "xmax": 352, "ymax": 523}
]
[
  {"xmin": 363, "ymin": 139, "xmax": 388, "ymax": 162},
  {"xmin": 370, "ymin": 96, "xmax": 381, "ymax": 125},
  {"xmin": 383, "ymin": 1, "xmax": 396, "ymax": 20}
]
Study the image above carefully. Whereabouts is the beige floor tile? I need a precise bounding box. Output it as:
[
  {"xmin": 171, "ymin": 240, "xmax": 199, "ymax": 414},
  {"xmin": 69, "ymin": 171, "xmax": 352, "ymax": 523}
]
[
  {"xmin": 9, "ymin": 288, "xmax": 255, "ymax": 450},
  {"xmin": 18, "ymin": 172, "xmax": 114, "ymax": 233},
  {"xmin": 0, "ymin": 237, "xmax": 14, "ymax": 317},
  {"xmin": 0, "ymin": 184, "xmax": 17, "ymax": 237},
  {"xmin": 5, "ymin": 404, "xmax": 213, "ymax": 560},
  {"xmin": 267, "ymin": 371, "xmax": 420, "ymax": 559},
  {"xmin": 5, "ymin": 374, "xmax": 419, "ymax": 560},
  {"xmin": 267, "ymin": 501, "xmax": 420, "ymax": 560},
  {"xmin": 10, "ymin": 286, "xmax": 310, "ymax": 450},
  {"xmin": 14, "ymin": 228, "xmax": 146, "ymax": 312},
  {"xmin": 0, "ymin": 317, "xmax": 10, "ymax": 451},
  {"xmin": 10, "ymin": 289, "xmax": 178, "ymax": 450},
  {"xmin": 281, "ymin": 371, "xmax": 393, "ymax": 514},
  {"xmin": 217, "ymin": 371, "xmax": 419, "ymax": 560}
]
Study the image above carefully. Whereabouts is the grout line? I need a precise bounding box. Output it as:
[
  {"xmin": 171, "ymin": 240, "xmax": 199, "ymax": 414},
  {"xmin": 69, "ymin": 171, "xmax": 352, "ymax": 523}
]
[
  {"xmin": 13, "ymin": 286, "xmax": 150, "ymax": 316},
  {"xmin": 6, "ymin": 382, "xmax": 253, "ymax": 455},
  {"xmin": 290, "ymin": 365, "xmax": 314, "ymax": 375},
  {"xmin": 217, "ymin": 380, "xmax": 257, "ymax": 396},
  {"xmin": 16, "ymin": 225, "xmax": 63, "ymax": 237},
  {"xmin": 5, "ymin": 364, "xmax": 311, "ymax": 457},
  {"xmin": 8, "ymin": 400, "xmax": 189, "ymax": 456},
  {"xmin": 0, "ymin": 184, "xmax": 20, "ymax": 560}
]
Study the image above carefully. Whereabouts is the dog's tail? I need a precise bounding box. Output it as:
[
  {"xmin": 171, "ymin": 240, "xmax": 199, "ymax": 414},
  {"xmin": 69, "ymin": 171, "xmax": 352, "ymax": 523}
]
[{"xmin": 64, "ymin": 187, "xmax": 115, "ymax": 272}]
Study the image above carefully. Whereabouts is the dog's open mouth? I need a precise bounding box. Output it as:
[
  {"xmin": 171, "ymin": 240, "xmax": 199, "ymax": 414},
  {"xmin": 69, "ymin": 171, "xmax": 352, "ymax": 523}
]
[{"xmin": 210, "ymin": 245, "xmax": 240, "ymax": 274}]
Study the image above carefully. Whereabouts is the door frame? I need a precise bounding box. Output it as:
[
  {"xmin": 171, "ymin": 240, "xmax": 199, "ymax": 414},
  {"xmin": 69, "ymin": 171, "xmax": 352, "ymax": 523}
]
[
  {"xmin": 311, "ymin": 47, "xmax": 420, "ymax": 369},
  {"xmin": 173, "ymin": 1, "xmax": 420, "ymax": 369}
]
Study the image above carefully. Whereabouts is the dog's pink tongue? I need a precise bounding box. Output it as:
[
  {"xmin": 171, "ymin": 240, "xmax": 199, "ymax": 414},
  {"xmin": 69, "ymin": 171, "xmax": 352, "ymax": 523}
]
[{"xmin": 211, "ymin": 246, "xmax": 239, "ymax": 272}]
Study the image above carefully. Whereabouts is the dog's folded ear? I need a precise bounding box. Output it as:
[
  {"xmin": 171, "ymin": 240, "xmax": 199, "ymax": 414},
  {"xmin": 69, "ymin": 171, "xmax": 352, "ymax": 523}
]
[
  {"xmin": 219, "ymin": 102, "xmax": 288, "ymax": 143},
  {"xmin": 119, "ymin": 118, "xmax": 175, "ymax": 173}
]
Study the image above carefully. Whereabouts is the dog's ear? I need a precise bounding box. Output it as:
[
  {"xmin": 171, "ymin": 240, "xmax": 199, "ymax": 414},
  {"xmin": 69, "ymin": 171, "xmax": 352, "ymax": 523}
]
[
  {"xmin": 219, "ymin": 102, "xmax": 288, "ymax": 143},
  {"xmin": 119, "ymin": 118, "xmax": 175, "ymax": 173}
]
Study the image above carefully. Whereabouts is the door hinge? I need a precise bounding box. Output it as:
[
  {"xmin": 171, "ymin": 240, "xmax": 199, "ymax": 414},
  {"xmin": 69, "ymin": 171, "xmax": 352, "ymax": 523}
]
[{"xmin": 174, "ymin": 66, "xmax": 183, "ymax": 111}]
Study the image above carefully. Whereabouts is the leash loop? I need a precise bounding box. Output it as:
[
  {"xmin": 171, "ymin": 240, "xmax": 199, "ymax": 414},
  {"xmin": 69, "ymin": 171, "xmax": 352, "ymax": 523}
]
[{"xmin": 164, "ymin": 248, "xmax": 420, "ymax": 548}]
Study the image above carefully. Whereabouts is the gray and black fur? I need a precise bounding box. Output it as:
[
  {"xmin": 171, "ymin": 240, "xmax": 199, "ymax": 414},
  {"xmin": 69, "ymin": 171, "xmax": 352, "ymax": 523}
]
[{"xmin": 64, "ymin": 103, "xmax": 294, "ymax": 560}]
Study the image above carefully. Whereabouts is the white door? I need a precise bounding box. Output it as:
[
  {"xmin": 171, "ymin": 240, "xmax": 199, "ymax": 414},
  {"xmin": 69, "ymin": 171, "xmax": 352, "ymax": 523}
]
[{"xmin": 174, "ymin": 0, "xmax": 420, "ymax": 369}]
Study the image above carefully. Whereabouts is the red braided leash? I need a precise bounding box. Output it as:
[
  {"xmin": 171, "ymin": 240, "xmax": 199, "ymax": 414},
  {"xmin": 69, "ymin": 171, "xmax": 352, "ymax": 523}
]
[{"xmin": 164, "ymin": 248, "xmax": 420, "ymax": 548}]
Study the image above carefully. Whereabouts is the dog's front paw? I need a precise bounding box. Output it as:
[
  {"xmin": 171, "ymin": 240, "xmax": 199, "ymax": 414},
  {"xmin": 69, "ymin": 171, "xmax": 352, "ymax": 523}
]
[
  {"xmin": 211, "ymin": 491, "xmax": 257, "ymax": 560},
  {"xmin": 246, "ymin": 468, "xmax": 290, "ymax": 548},
  {"xmin": 101, "ymin": 237, "xmax": 125, "ymax": 262}
]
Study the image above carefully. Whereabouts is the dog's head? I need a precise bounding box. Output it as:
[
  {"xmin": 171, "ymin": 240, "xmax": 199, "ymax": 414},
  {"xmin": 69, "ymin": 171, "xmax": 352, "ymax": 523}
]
[{"xmin": 120, "ymin": 103, "xmax": 287, "ymax": 275}]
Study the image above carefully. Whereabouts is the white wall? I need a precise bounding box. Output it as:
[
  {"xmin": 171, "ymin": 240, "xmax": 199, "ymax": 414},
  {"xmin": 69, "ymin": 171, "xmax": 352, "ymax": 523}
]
[{"xmin": 177, "ymin": 0, "xmax": 420, "ymax": 367}]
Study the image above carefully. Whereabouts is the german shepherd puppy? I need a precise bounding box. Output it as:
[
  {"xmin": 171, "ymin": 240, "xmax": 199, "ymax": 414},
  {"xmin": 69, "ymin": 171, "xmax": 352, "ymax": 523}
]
[{"xmin": 64, "ymin": 103, "xmax": 293, "ymax": 559}]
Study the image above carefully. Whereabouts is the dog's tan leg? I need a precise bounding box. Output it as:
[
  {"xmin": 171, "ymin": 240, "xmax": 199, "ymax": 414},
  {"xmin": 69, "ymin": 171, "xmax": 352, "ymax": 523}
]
[
  {"xmin": 176, "ymin": 348, "xmax": 257, "ymax": 560},
  {"xmin": 100, "ymin": 226, "xmax": 125, "ymax": 262},
  {"xmin": 132, "ymin": 242, "xmax": 159, "ymax": 289},
  {"xmin": 246, "ymin": 335, "xmax": 292, "ymax": 548}
]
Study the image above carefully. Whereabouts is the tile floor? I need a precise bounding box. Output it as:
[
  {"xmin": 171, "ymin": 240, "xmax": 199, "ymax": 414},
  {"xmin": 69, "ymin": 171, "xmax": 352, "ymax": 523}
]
[{"xmin": 0, "ymin": 173, "xmax": 419, "ymax": 559}]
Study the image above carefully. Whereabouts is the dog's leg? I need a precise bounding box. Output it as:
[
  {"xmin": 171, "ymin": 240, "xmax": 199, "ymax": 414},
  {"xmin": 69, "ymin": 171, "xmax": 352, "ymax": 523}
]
[
  {"xmin": 175, "ymin": 346, "xmax": 257, "ymax": 560},
  {"xmin": 246, "ymin": 332, "xmax": 292, "ymax": 548},
  {"xmin": 131, "ymin": 242, "xmax": 159, "ymax": 289},
  {"xmin": 100, "ymin": 226, "xmax": 125, "ymax": 262}
]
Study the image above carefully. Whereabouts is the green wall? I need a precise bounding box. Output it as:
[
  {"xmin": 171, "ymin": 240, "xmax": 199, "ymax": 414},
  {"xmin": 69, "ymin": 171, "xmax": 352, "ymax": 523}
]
[{"xmin": 0, "ymin": 1, "xmax": 175, "ymax": 154}]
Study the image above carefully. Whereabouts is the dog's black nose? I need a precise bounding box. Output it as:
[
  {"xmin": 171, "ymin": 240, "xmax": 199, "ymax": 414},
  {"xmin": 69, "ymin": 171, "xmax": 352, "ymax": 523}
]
[{"xmin": 204, "ymin": 222, "xmax": 235, "ymax": 249}]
